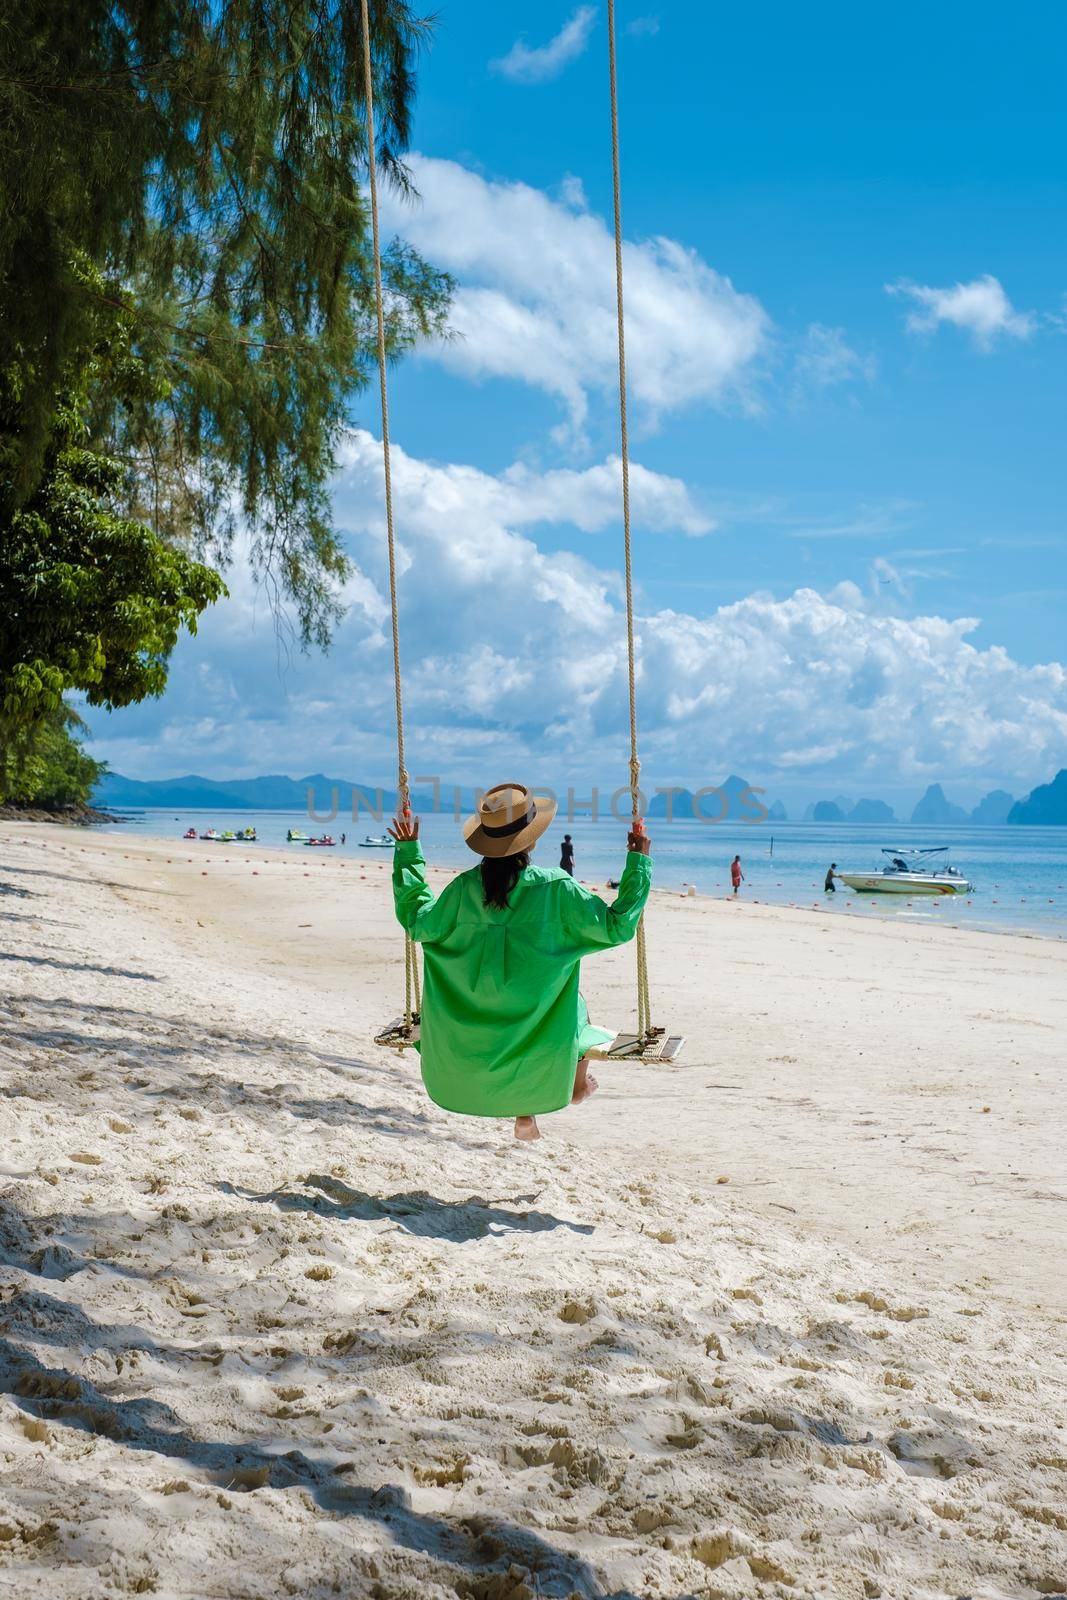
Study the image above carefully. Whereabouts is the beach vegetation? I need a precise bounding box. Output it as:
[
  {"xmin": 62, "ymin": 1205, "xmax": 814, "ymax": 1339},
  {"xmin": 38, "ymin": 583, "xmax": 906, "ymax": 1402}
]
[
  {"xmin": 0, "ymin": 704, "xmax": 104, "ymax": 811},
  {"xmin": 1, "ymin": 287, "xmax": 224, "ymax": 750},
  {"xmin": 0, "ymin": 0, "xmax": 451, "ymax": 645}
]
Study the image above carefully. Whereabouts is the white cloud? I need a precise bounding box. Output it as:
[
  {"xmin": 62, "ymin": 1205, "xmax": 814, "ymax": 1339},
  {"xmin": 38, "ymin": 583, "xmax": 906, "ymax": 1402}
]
[
  {"xmin": 627, "ymin": 14, "xmax": 660, "ymax": 35},
  {"xmin": 338, "ymin": 431, "xmax": 712, "ymax": 540},
  {"xmin": 871, "ymin": 555, "xmax": 910, "ymax": 600},
  {"xmin": 491, "ymin": 7, "xmax": 597, "ymax": 84},
  {"xmin": 558, "ymin": 174, "xmax": 587, "ymax": 210},
  {"xmin": 792, "ymin": 323, "xmax": 876, "ymax": 395},
  {"xmin": 86, "ymin": 433, "xmax": 1067, "ymax": 790},
  {"xmin": 381, "ymin": 156, "xmax": 769, "ymax": 435},
  {"xmin": 635, "ymin": 591, "xmax": 1067, "ymax": 784},
  {"xmin": 886, "ymin": 274, "xmax": 1036, "ymax": 350},
  {"xmin": 782, "ymin": 500, "xmax": 916, "ymax": 541}
]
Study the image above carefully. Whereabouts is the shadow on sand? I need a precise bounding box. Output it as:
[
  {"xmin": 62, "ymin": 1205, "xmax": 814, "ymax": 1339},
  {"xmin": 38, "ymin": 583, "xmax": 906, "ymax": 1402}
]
[
  {"xmin": 0, "ymin": 951, "xmax": 159, "ymax": 981},
  {"xmin": 222, "ymin": 1174, "xmax": 595, "ymax": 1241},
  {"xmin": 0, "ymin": 974, "xmax": 669, "ymax": 1595},
  {"xmin": 0, "ymin": 991, "xmax": 492, "ymax": 1149},
  {"xmin": 0, "ymin": 1331, "xmax": 662, "ymax": 1599}
]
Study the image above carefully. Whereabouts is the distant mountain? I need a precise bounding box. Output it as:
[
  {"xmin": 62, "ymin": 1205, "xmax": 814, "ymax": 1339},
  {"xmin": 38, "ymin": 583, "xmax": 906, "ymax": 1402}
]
[
  {"xmin": 848, "ymin": 798, "xmax": 895, "ymax": 823},
  {"xmin": 970, "ymin": 789, "xmax": 1014, "ymax": 825},
  {"xmin": 93, "ymin": 771, "xmax": 427, "ymax": 815},
  {"xmin": 803, "ymin": 795, "xmax": 852, "ymax": 822},
  {"xmin": 812, "ymin": 800, "xmax": 846, "ymax": 822},
  {"xmin": 1007, "ymin": 770, "xmax": 1067, "ymax": 825},
  {"xmin": 647, "ymin": 776, "xmax": 771, "ymax": 822},
  {"xmin": 767, "ymin": 800, "xmax": 787, "ymax": 822},
  {"xmin": 910, "ymin": 783, "xmax": 968, "ymax": 826},
  {"xmin": 95, "ymin": 772, "xmax": 254, "ymax": 809},
  {"xmin": 647, "ymin": 787, "xmax": 691, "ymax": 818}
]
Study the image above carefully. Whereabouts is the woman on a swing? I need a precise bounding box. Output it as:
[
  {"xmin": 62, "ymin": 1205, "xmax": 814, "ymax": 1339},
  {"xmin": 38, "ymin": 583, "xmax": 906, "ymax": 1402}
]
[{"xmin": 390, "ymin": 783, "xmax": 652, "ymax": 1141}]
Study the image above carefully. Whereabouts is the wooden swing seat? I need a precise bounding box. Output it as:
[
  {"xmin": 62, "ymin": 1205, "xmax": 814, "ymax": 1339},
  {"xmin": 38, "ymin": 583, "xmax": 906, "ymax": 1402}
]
[
  {"xmin": 375, "ymin": 1016, "xmax": 682, "ymax": 1063},
  {"xmin": 586, "ymin": 1027, "xmax": 685, "ymax": 1064},
  {"xmin": 374, "ymin": 1014, "xmax": 420, "ymax": 1051}
]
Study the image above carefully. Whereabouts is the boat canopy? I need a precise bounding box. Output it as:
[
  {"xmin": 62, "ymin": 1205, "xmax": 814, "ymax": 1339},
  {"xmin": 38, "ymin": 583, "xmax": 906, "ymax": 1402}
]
[{"xmin": 880, "ymin": 846, "xmax": 949, "ymax": 858}]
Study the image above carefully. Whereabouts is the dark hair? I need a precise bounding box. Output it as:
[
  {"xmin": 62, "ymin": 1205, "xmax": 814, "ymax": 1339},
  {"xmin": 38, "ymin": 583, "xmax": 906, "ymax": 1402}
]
[{"xmin": 481, "ymin": 850, "xmax": 530, "ymax": 910}]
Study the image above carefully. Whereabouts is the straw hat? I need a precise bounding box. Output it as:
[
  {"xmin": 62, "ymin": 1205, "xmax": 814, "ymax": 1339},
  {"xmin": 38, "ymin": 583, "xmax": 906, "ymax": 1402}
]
[{"xmin": 463, "ymin": 782, "xmax": 558, "ymax": 858}]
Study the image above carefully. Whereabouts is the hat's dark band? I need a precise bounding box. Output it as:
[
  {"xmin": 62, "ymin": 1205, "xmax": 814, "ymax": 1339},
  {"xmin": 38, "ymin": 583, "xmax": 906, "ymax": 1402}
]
[{"xmin": 480, "ymin": 802, "xmax": 535, "ymax": 839}]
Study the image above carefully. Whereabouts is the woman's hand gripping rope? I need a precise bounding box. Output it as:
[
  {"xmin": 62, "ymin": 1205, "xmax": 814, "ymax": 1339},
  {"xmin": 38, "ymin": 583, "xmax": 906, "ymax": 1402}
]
[{"xmin": 388, "ymin": 813, "xmax": 420, "ymax": 843}]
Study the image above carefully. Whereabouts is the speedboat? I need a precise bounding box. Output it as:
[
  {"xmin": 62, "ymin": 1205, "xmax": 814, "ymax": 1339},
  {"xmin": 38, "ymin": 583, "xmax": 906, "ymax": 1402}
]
[
  {"xmin": 219, "ymin": 829, "xmax": 237, "ymax": 842},
  {"xmin": 359, "ymin": 835, "xmax": 393, "ymax": 848},
  {"xmin": 183, "ymin": 828, "xmax": 197, "ymax": 840},
  {"xmin": 838, "ymin": 847, "xmax": 972, "ymax": 896},
  {"xmin": 286, "ymin": 828, "xmax": 308, "ymax": 842},
  {"xmin": 305, "ymin": 835, "xmax": 335, "ymax": 847},
  {"xmin": 237, "ymin": 827, "xmax": 257, "ymax": 841},
  {"xmin": 199, "ymin": 828, "xmax": 219, "ymax": 841}
]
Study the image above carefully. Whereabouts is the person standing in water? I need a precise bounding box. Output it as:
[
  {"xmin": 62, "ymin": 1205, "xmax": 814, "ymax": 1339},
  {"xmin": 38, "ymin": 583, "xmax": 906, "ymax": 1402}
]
[
  {"xmin": 390, "ymin": 784, "xmax": 651, "ymax": 1142},
  {"xmin": 824, "ymin": 863, "xmax": 839, "ymax": 893},
  {"xmin": 560, "ymin": 833, "xmax": 575, "ymax": 876},
  {"xmin": 730, "ymin": 854, "xmax": 744, "ymax": 896}
]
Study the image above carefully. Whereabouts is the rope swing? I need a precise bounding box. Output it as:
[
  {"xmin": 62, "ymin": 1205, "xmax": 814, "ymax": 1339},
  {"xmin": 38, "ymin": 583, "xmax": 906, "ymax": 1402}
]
[
  {"xmin": 606, "ymin": 0, "xmax": 653, "ymax": 1043},
  {"xmin": 372, "ymin": 0, "xmax": 682, "ymax": 1063},
  {"xmin": 583, "ymin": 0, "xmax": 683, "ymax": 1063},
  {"xmin": 361, "ymin": 0, "xmax": 420, "ymax": 1049}
]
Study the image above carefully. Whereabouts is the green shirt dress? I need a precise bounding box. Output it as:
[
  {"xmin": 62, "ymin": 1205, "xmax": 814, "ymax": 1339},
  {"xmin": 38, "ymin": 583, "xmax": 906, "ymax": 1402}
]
[{"xmin": 391, "ymin": 841, "xmax": 653, "ymax": 1116}]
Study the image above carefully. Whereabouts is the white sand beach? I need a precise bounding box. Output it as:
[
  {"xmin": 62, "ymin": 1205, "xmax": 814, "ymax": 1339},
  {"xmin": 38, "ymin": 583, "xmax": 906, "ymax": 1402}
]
[{"xmin": 1, "ymin": 822, "xmax": 1065, "ymax": 1599}]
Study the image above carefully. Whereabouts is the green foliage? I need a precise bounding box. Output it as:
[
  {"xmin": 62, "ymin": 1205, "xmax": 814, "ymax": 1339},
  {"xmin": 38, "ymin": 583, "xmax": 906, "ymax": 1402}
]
[
  {"xmin": 0, "ymin": 705, "xmax": 105, "ymax": 810},
  {"xmin": 1, "ymin": 308, "xmax": 225, "ymax": 739},
  {"xmin": 0, "ymin": 1, "xmax": 452, "ymax": 642}
]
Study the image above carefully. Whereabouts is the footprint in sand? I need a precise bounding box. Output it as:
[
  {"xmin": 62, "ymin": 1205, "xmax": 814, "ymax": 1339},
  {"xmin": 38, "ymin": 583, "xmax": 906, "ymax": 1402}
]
[
  {"xmin": 730, "ymin": 1286, "xmax": 763, "ymax": 1305},
  {"xmin": 692, "ymin": 1529, "xmax": 794, "ymax": 1587},
  {"xmin": 228, "ymin": 1465, "xmax": 270, "ymax": 1491},
  {"xmin": 633, "ymin": 1505, "xmax": 677, "ymax": 1534},
  {"xmin": 558, "ymin": 1298, "xmax": 596, "ymax": 1325},
  {"xmin": 665, "ymin": 1422, "xmax": 704, "ymax": 1450},
  {"xmin": 855, "ymin": 1290, "xmax": 928, "ymax": 1321},
  {"xmin": 413, "ymin": 1458, "xmax": 468, "ymax": 1487},
  {"xmin": 887, "ymin": 1427, "xmax": 980, "ymax": 1478}
]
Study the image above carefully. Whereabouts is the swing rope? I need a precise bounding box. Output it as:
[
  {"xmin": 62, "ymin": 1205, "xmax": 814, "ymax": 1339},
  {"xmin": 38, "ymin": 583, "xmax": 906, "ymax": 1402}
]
[
  {"xmin": 607, "ymin": 0, "xmax": 653, "ymax": 1038},
  {"xmin": 360, "ymin": 0, "xmax": 420, "ymax": 1028},
  {"xmin": 365, "ymin": 0, "xmax": 656, "ymax": 1049}
]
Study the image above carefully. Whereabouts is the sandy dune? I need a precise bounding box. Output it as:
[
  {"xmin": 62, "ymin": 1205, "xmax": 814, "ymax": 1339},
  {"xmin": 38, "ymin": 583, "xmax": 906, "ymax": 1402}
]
[{"xmin": 1, "ymin": 825, "xmax": 1065, "ymax": 1599}]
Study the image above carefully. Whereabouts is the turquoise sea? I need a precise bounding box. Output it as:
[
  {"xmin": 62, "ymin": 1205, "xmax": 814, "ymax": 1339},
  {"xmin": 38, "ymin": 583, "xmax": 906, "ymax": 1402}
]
[{"xmin": 106, "ymin": 808, "xmax": 1067, "ymax": 941}]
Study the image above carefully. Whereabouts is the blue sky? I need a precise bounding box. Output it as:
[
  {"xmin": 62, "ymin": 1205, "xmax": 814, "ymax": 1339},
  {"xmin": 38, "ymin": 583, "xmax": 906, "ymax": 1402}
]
[{"xmin": 84, "ymin": 1, "xmax": 1067, "ymax": 808}]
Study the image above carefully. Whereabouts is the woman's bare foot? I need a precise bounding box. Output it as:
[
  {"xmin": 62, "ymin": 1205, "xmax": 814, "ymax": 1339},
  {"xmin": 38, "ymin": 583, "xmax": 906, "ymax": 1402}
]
[
  {"xmin": 571, "ymin": 1056, "xmax": 599, "ymax": 1106},
  {"xmin": 514, "ymin": 1116, "xmax": 541, "ymax": 1141}
]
